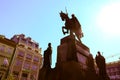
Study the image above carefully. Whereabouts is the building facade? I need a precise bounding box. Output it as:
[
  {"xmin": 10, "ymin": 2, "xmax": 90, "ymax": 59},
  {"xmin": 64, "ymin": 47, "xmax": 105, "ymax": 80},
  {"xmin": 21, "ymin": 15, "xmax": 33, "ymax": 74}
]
[
  {"xmin": 106, "ymin": 61, "xmax": 120, "ymax": 80},
  {"xmin": 0, "ymin": 35, "xmax": 16, "ymax": 80},
  {"xmin": 9, "ymin": 34, "xmax": 42, "ymax": 80}
]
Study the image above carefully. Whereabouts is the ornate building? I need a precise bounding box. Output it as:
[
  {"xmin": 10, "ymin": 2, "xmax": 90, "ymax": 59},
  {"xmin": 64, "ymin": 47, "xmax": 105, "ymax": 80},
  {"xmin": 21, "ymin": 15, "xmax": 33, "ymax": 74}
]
[
  {"xmin": 0, "ymin": 35, "xmax": 16, "ymax": 80},
  {"xmin": 9, "ymin": 34, "xmax": 42, "ymax": 80},
  {"xmin": 106, "ymin": 61, "xmax": 120, "ymax": 80}
]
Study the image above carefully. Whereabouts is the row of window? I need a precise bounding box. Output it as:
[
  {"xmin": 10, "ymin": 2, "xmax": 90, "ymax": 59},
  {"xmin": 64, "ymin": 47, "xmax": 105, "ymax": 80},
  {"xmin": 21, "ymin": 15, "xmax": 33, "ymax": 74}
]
[
  {"xmin": 18, "ymin": 51, "xmax": 39, "ymax": 62},
  {"xmin": 108, "ymin": 71, "xmax": 120, "ymax": 76},
  {"xmin": 19, "ymin": 38, "xmax": 38, "ymax": 49},
  {"xmin": 13, "ymin": 71, "xmax": 36, "ymax": 80},
  {"xmin": 109, "ymin": 76, "xmax": 120, "ymax": 80},
  {"xmin": 24, "ymin": 63, "xmax": 38, "ymax": 70},
  {"xmin": 107, "ymin": 67, "xmax": 120, "ymax": 72},
  {"xmin": 15, "ymin": 60, "xmax": 38, "ymax": 70},
  {"xmin": 0, "ymin": 45, "xmax": 13, "ymax": 54}
]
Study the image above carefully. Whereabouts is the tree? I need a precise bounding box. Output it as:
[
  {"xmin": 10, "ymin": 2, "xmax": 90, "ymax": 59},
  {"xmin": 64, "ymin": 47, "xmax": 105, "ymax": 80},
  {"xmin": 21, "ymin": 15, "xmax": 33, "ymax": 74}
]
[{"xmin": 6, "ymin": 74, "xmax": 14, "ymax": 80}]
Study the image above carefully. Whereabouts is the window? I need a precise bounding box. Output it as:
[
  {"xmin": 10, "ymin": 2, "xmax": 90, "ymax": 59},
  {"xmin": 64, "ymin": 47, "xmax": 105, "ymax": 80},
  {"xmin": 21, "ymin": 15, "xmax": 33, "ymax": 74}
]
[
  {"xmin": 18, "ymin": 51, "xmax": 24, "ymax": 57},
  {"xmin": 3, "ymin": 58, "xmax": 9, "ymax": 66},
  {"xmin": 21, "ymin": 73, "xmax": 28, "ymax": 80},
  {"xmin": 21, "ymin": 38, "xmax": 26, "ymax": 44},
  {"xmin": 0, "ymin": 45, "xmax": 5, "ymax": 52},
  {"xmin": 22, "ymin": 73, "xmax": 28, "ymax": 77},
  {"xmin": 30, "ymin": 75, "xmax": 36, "ymax": 80},
  {"xmin": 113, "ymin": 72, "xmax": 116, "ymax": 75},
  {"xmin": 13, "ymin": 71, "xmax": 19, "ymax": 75},
  {"xmin": 13, "ymin": 71, "xmax": 19, "ymax": 80},
  {"xmin": 0, "ymin": 72, "xmax": 4, "ymax": 80},
  {"xmin": 26, "ymin": 54, "xmax": 32, "ymax": 59},
  {"xmin": 23, "ymin": 63, "xmax": 30, "ymax": 70},
  {"xmin": 31, "ymin": 65, "xmax": 37, "ymax": 70},
  {"xmin": 16, "ymin": 60, "xmax": 22, "ymax": 66},
  {"xmin": 28, "ymin": 41, "xmax": 32, "ymax": 46},
  {"xmin": 7, "ymin": 48, "xmax": 12, "ymax": 54},
  {"xmin": 118, "ymin": 71, "xmax": 120, "ymax": 75},
  {"xmin": 35, "ymin": 44, "xmax": 38, "ymax": 48},
  {"xmin": 33, "ymin": 56, "xmax": 39, "ymax": 62},
  {"xmin": 118, "ymin": 67, "xmax": 120, "ymax": 70}
]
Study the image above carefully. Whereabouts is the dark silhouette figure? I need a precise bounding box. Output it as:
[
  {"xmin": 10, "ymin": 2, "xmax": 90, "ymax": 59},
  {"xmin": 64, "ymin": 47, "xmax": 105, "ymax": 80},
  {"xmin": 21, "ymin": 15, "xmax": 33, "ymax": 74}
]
[
  {"xmin": 95, "ymin": 51, "xmax": 110, "ymax": 80},
  {"xmin": 38, "ymin": 43, "xmax": 53, "ymax": 80},
  {"xmin": 86, "ymin": 54, "xmax": 97, "ymax": 80},
  {"xmin": 43, "ymin": 43, "xmax": 52, "ymax": 68},
  {"xmin": 71, "ymin": 14, "xmax": 80, "ymax": 28},
  {"xmin": 60, "ymin": 11, "xmax": 83, "ymax": 41}
]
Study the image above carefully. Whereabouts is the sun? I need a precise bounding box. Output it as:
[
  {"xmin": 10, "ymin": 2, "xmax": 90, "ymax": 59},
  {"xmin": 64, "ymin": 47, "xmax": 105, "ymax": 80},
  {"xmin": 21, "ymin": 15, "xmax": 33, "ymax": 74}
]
[{"xmin": 97, "ymin": 2, "xmax": 120, "ymax": 36}]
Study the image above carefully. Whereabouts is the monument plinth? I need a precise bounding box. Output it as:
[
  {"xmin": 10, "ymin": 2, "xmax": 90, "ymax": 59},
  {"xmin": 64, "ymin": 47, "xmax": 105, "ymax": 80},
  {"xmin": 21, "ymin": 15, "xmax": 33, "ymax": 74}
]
[
  {"xmin": 55, "ymin": 34, "xmax": 98, "ymax": 80},
  {"xmin": 57, "ymin": 35, "xmax": 77, "ymax": 63},
  {"xmin": 57, "ymin": 34, "xmax": 90, "ymax": 69}
]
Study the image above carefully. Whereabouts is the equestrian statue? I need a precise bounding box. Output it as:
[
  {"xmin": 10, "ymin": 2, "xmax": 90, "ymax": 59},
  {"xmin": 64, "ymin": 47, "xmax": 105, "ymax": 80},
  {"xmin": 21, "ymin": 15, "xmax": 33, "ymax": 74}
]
[{"xmin": 60, "ymin": 11, "xmax": 83, "ymax": 41}]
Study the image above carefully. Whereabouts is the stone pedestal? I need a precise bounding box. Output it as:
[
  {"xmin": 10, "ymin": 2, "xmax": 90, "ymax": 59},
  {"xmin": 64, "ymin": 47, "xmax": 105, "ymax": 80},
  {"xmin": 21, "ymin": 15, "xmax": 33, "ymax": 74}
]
[
  {"xmin": 57, "ymin": 35, "xmax": 77, "ymax": 63},
  {"xmin": 55, "ymin": 35, "xmax": 97, "ymax": 80},
  {"xmin": 56, "ymin": 35, "xmax": 90, "ymax": 69}
]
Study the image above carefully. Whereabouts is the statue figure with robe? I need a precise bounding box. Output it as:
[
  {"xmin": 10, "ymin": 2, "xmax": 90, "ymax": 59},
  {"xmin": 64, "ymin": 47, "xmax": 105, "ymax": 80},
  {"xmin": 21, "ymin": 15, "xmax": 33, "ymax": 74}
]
[
  {"xmin": 95, "ymin": 51, "xmax": 110, "ymax": 80},
  {"xmin": 43, "ymin": 43, "xmax": 52, "ymax": 68}
]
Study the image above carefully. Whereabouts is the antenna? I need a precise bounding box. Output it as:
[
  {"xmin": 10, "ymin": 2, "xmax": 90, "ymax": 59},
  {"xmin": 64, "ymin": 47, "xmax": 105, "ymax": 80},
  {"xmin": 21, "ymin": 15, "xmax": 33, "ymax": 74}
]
[{"xmin": 65, "ymin": 7, "xmax": 68, "ymax": 15}]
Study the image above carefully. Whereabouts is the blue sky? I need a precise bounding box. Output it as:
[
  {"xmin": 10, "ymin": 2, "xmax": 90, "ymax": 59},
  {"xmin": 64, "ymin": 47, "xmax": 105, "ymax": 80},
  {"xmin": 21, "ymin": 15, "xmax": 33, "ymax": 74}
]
[{"xmin": 0, "ymin": 0, "xmax": 120, "ymax": 68}]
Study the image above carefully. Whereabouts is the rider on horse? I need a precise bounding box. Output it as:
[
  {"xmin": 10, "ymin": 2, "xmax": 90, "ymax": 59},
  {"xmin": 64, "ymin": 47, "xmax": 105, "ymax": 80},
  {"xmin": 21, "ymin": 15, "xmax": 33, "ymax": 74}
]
[{"xmin": 60, "ymin": 11, "xmax": 83, "ymax": 41}]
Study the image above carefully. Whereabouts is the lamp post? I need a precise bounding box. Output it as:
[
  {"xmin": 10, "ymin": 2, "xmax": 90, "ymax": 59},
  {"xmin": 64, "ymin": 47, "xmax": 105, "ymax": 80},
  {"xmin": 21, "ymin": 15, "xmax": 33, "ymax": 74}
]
[{"xmin": 5, "ymin": 45, "xmax": 17, "ymax": 79}]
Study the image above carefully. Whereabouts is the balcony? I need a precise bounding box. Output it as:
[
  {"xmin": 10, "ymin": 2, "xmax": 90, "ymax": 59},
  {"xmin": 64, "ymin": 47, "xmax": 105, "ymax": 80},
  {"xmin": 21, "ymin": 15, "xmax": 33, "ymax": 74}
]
[{"xmin": 0, "ymin": 65, "xmax": 8, "ymax": 71}]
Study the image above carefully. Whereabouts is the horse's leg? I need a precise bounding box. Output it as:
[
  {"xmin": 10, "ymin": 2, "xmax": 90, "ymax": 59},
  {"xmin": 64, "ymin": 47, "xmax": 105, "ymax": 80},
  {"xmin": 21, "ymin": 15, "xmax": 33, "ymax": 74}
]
[
  {"xmin": 62, "ymin": 26, "xmax": 66, "ymax": 35},
  {"xmin": 76, "ymin": 34, "xmax": 80, "ymax": 41},
  {"xmin": 66, "ymin": 29, "xmax": 68, "ymax": 34},
  {"xmin": 73, "ymin": 29, "xmax": 80, "ymax": 41}
]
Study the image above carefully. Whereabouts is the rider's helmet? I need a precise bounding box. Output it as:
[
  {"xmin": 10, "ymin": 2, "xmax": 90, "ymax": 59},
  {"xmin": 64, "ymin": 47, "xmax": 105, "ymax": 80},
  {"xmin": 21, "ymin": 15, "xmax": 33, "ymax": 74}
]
[{"xmin": 72, "ymin": 14, "xmax": 75, "ymax": 18}]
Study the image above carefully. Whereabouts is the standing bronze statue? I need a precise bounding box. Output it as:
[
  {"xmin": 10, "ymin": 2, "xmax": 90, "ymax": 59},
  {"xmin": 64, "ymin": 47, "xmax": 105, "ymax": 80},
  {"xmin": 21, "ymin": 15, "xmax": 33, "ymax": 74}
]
[
  {"xmin": 60, "ymin": 11, "xmax": 83, "ymax": 41},
  {"xmin": 38, "ymin": 43, "xmax": 52, "ymax": 80},
  {"xmin": 43, "ymin": 43, "xmax": 52, "ymax": 68},
  {"xmin": 95, "ymin": 51, "xmax": 110, "ymax": 80}
]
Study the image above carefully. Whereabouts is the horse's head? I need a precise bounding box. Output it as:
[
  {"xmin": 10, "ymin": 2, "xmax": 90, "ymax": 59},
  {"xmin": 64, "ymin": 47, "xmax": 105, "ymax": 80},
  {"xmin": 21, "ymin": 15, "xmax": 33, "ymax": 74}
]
[{"xmin": 60, "ymin": 11, "xmax": 68, "ymax": 21}]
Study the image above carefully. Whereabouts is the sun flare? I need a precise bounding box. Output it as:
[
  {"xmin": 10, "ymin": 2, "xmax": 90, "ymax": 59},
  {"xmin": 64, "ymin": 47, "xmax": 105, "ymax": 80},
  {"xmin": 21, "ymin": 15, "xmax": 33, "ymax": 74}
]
[{"xmin": 97, "ymin": 2, "xmax": 120, "ymax": 36}]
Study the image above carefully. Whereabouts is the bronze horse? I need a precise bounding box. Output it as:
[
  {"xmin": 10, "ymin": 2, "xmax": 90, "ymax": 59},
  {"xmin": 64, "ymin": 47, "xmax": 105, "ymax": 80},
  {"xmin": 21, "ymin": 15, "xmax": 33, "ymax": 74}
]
[{"xmin": 60, "ymin": 11, "xmax": 83, "ymax": 41}]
